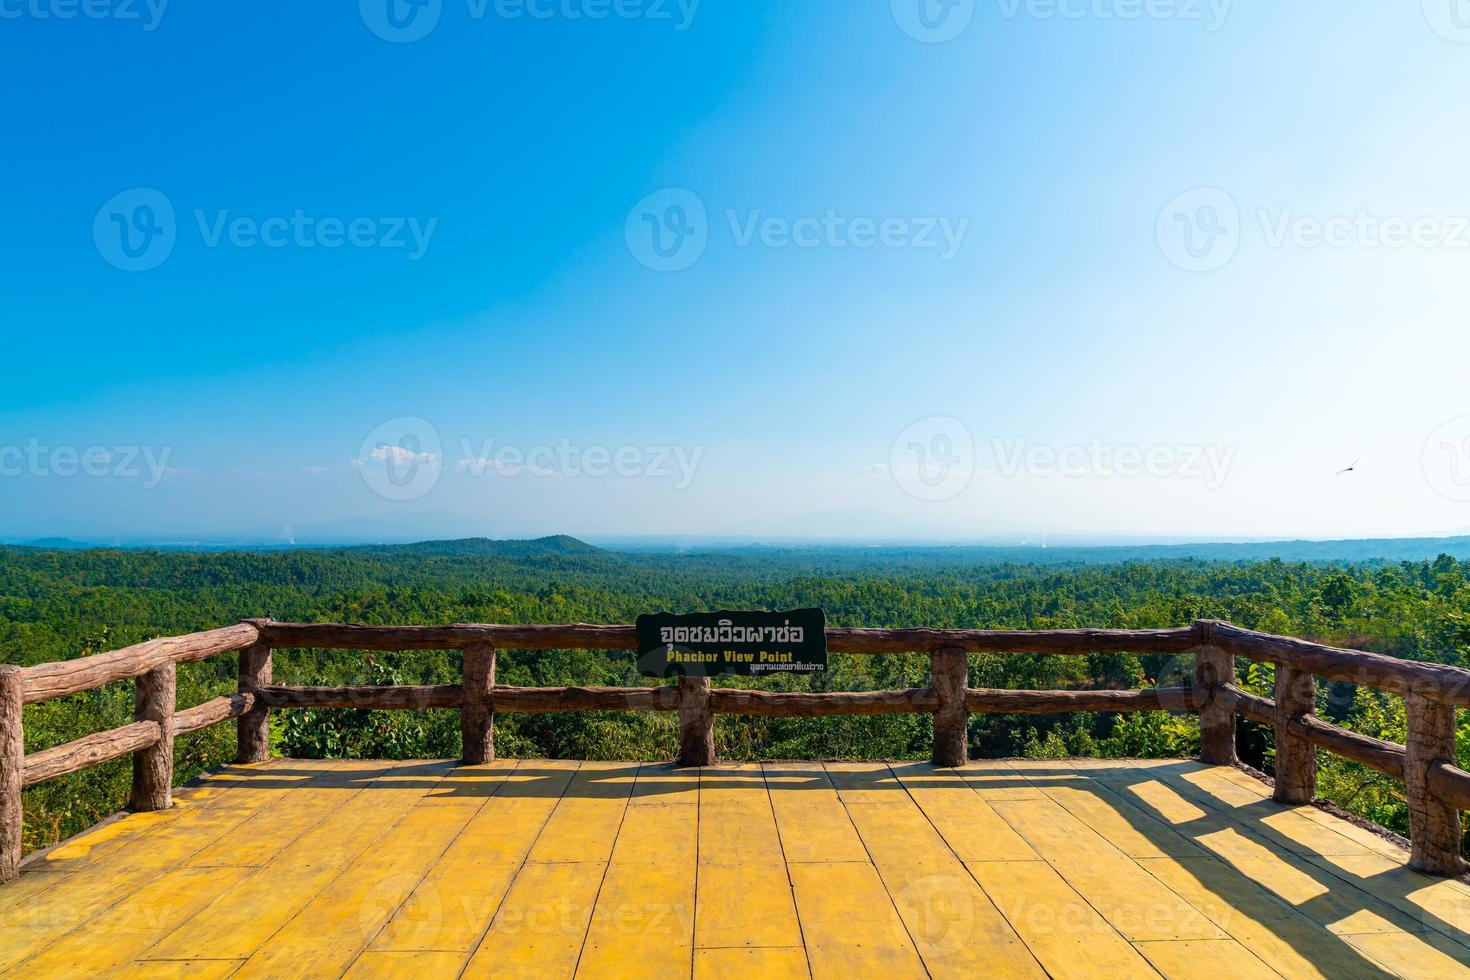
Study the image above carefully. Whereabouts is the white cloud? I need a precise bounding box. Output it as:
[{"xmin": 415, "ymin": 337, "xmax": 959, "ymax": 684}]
[{"xmin": 368, "ymin": 445, "xmax": 438, "ymax": 465}]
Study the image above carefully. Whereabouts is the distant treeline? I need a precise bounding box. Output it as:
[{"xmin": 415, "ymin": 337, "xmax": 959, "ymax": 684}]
[{"xmin": 4, "ymin": 536, "xmax": 1468, "ymax": 853}]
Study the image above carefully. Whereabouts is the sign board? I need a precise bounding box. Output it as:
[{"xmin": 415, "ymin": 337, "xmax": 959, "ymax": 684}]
[{"xmin": 635, "ymin": 609, "xmax": 827, "ymax": 678}]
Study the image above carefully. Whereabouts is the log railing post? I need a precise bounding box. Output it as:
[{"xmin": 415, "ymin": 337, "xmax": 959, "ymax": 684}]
[
  {"xmin": 236, "ymin": 640, "xmax": 272, "ymax": 764},
  {"xmin": 677, "ymin": 675, "xmax": 715, "ymax": 767},
  {"xmin": 1194, "ymin": 644, "xmax": 1237, "ymax": 766},
  {"xmin": 1405, "ymin": 692, "xmax": 1468, "ymax": 876},
  {"xmin": 130, "ymin": 662, "xmax": 175, "ymax": 812},
  {"xmin": 461, "ymin": 643, "xmax": 496, "ymax": 765},
  {"xmin": 931, "ymin": 646, "xmax": 968, "ymax": 768},
  {"xmin": 0, "ymin": 666, "xmax": 23, "ymax": 882},
  {"xmin": 1273, "ymin": 665, "xmax": 1316, "ymax": 804}
]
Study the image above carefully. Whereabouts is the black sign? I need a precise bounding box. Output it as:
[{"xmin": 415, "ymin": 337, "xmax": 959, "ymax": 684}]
[{"xmin": 635, "ymin": 609, "xmax": 827, "ymax": 678}]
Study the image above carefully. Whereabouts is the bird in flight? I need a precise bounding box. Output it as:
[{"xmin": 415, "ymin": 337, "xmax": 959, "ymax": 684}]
[{"xmin": 1336, "ymin": 458, "xmax": 1360, "ymax": 475}]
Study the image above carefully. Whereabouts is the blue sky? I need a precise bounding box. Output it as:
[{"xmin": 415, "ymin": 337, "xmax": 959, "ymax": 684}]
[{"xmin": 4, "ymin": 1, "xmax": 1470, "ymax": 544}]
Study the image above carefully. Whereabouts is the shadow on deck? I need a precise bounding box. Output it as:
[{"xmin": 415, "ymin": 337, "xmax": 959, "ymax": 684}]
[{"xmin": 3, "ymin": 757, "xmax": 1469, "ymax": 978}]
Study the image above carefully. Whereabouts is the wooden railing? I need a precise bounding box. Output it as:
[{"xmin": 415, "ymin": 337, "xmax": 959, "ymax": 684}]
[{"xmin": 4, "ymin": 617, "xmax": 1470, "ymax": 881}]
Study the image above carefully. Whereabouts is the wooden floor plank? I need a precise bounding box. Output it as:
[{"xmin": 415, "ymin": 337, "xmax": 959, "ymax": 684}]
[
  {"xmin": 576, "ymin": 804, "xmax": 697, "ymax": 977},
  {"xmin": 693, "ymin": 945, "xmax": 809, "ymax": 978},
  {"xmin": 370, "ymin": 763, "xmax": 524, "ymax": 954},
  {"xmin": 629, "ymin": 762, "xmax": 700, "ymax": 805},
  {"xmin": 1343, "ymin": 930, "xmax": 1470, "ymax": 977},
  {"xmin": 967, "ymin": 860, "xmax": 1161, "ymax": 979},
  {"xmin": 1151, "ymin": 764, "xmax": 1375, "ymax": 858},
  {"xmin": 991, "ymin": 797, "xmax": 1226, "ymax": 941},
  {"xmin": 1092, "ymin": 767, "xmax": 1429, "ymax": 937},
  {"xmin": 1138, "ymin": 855, "xmax": 1398, "ymax": 979},
  {"xmin": 840, "ymin": 767, "xmax": 1045, "ymax": 976},
  {"xmin": 696, "ymin": 764, "xmax": 801, "ymax": 950},
  {"xmin": 788, "ymin": 862, "xmax": 927, "ymax": 978},
  {"xmin": 344, "ymin": 950, "xmax": 467, "ymax": 977},
  {"xmin": 889, "ymin": 762, "xmax": 1042, "ymax": 862},
  {"xmin": 234, "ymin": 801, "xmax": 475, "ymax": 978},
  {"xmin": 114, "ymin": 958, "xmax": 244, "ymax": 979},
  {"xmin": 143, "ymin": 761, "xmax": 455, "ymax": 962},
  {"xmin": 526, "ymin": 762, "xmax": 636, "ymax": 864},
  {"xmin": 824, "ymin": 760, "xmax": 908, "ymax": 804},
  {"xmin": 6, "ymin": 866, "xmax": 253, "ymax": 977},
  {"xmin": 462, "ymin": 861, "xmax": 605, "ymax": 977},
  {"xmin": 963, "ymin": 759, "xmax": 1049, "ymax": 801},
  {"xmin": 1133, "ymin": 939, "xmax": 1280, "ymax": 979},
  {"xmin": 181, "ymin": 760, "xmax": 396, "ymax": 868},
  {"xmin": 1027, "ymin": 763, "xmax": 1205, "ymax": 859},
  {"xmin": 416, "ymin": 758, "xmax": 518, "ymax": 805},
  {"xmin": 765, "ymin": 762, "xmax": 870, "ymax": 864}
]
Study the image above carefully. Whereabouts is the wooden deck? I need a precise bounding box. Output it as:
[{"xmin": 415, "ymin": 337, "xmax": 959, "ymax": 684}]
[{"xmin": 2, "ymin": 759, "xmax": 1469, "ymax": 978}]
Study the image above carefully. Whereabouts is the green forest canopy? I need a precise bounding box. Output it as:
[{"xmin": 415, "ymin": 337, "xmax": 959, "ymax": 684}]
[{"xmin": 4, "ymin": 536, "xmax": 1469, "ymax": 854}]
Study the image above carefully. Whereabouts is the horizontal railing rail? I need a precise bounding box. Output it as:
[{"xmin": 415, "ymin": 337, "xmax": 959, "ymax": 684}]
[{"xmin": 2, "ymin": 617, "xmax": 1469, "ymax": 881}]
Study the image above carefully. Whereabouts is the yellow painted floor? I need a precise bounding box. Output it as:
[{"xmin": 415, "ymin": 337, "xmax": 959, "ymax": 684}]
[{"xmin": 2, "ymin": 759, "xmax": 1470, "ymax": 978}]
